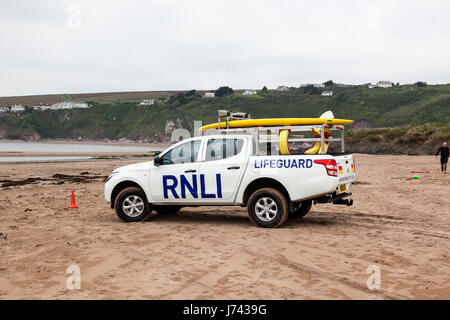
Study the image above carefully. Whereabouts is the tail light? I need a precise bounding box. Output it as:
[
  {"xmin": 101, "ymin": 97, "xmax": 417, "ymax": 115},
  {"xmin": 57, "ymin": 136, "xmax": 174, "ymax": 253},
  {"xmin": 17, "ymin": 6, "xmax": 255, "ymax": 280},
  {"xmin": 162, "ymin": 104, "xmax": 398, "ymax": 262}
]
[
  {"xmin": 314, "ymin": 159, "xmax": 338, "ymax": 177},
  {"xmin": 352, "ymin": 159, "xmax": 355, "ymax": 172}
]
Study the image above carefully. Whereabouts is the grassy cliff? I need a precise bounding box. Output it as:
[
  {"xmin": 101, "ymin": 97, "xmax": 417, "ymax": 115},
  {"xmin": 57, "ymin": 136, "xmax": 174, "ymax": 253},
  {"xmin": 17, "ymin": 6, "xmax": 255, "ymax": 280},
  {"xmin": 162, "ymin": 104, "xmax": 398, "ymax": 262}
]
[
  {"xmin": 1, "ymin": 84, "xmax": 449, "ymax": 149},
  {"xmin": 345, "ymin": 123, "xmax": 450, "ymax": 154}
]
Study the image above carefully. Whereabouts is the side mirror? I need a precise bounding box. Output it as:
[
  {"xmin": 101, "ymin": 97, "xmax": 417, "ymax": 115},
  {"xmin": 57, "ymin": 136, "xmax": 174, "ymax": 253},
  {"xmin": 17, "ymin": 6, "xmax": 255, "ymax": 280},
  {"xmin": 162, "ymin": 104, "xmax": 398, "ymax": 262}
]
[{"xmin": 154, "ymin": 156, "xmax": 162, "ymax": 166}]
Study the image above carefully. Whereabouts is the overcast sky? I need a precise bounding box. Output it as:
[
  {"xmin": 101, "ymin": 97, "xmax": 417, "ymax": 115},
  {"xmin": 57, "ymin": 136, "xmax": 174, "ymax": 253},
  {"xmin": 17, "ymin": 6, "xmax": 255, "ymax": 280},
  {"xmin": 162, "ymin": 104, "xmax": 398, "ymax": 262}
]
[{"xmin": 1, "ymin": 0, "xmax": 450, "ymax": 96}]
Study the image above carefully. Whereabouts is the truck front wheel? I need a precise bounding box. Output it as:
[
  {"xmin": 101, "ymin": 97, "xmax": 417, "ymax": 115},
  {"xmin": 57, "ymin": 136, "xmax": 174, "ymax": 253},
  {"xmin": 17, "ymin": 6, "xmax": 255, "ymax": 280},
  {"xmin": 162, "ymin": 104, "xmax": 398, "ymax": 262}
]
[
  {"xmin": 290, "ymin": 200, "xmax": 313, "ymax": 218},
  {"xmin": 247, "ymin": 188, "xmax": 289, "ymax": 228},
  {"xmin": 115, "ymin": 187, "xmax": 151, "ymax": 222}
]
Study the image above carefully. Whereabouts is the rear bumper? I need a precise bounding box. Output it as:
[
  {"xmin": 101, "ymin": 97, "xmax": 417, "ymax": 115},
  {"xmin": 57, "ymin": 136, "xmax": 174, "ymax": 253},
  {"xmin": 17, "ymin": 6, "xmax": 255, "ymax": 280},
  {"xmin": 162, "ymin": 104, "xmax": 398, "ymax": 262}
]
[{"xmin": 314, "ymin": 192, "xmax": 353, "ymax": 206}]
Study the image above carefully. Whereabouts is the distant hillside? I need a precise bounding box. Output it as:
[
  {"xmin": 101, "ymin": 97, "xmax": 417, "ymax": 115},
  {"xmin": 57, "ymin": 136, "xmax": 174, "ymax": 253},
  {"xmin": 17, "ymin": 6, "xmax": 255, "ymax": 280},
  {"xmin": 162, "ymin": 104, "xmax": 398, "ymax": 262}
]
[
  {"xmin": 1, "ymin": 84, "xmax": 449, "ymax": 149},
  {"xmin": 0, "ymin": 90, "xmax": 205, "ymax": 106},
  {"xmin": 179, "ymin": 84, "xmax": 450, "ymax": 128}
]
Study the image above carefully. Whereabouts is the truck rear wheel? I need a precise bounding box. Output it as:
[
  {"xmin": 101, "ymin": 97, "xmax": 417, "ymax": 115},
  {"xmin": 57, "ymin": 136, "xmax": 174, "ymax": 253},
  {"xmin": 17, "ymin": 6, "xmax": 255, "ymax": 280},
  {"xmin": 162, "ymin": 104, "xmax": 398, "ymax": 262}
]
[
  {"xmin": 154, "ymin": 205, "xmax": 181, "ymax": 215},
  {"xmin": 115, "ymin": 187, "xmax": 151, "ymax": 222},
  {"xmin": 247, "ymin": 188, "xmax": 289, "ymax": 228},
  {"xmin": 290, "ymin": 200, "xmax": 313, "ymax": 218}
]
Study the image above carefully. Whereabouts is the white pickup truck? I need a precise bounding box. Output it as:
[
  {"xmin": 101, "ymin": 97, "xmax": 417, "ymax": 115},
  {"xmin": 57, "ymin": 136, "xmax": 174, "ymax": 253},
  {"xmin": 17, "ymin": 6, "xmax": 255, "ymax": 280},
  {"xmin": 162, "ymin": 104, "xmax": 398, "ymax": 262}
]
[{"xmin": 104, "ymin": 127, "xmax": 356, "ymax": 228}]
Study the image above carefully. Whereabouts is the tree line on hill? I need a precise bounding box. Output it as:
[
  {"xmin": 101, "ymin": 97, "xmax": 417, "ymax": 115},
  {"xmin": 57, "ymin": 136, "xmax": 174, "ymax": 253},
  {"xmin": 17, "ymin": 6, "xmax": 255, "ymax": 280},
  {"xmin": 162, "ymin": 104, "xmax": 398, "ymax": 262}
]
[{"xmin": 0, "ymin": 82, "xmax": 448, "ymax": 143}]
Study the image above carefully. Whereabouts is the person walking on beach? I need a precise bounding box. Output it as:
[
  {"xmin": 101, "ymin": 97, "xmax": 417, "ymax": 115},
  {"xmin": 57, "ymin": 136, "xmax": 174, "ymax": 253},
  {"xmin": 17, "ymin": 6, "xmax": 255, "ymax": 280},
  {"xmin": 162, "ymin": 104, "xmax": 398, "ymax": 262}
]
[{"xmin": 435, "ymin": 142, "xmax": 449, "ymax": 174}]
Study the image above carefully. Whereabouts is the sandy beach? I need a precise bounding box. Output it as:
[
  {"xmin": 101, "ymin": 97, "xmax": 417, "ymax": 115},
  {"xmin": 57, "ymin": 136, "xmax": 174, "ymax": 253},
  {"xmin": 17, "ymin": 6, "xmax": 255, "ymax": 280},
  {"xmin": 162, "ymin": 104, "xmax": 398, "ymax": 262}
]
[{"xmin": 0, "ymin": 154, "xmax": 449, "ymax": 299}]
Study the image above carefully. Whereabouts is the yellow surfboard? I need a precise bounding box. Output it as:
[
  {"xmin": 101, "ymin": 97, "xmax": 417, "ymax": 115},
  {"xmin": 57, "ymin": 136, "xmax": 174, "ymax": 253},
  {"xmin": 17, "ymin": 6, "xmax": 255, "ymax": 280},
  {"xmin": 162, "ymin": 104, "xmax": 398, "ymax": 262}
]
[{"xmin": 199, "ymin": 118, "xmax": 354, "ymax": 131}]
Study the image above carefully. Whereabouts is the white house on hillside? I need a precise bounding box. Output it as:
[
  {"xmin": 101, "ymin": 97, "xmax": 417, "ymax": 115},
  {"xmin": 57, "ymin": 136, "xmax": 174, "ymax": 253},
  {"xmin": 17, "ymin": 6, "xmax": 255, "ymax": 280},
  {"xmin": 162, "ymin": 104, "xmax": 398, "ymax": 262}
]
[
  {"xmin": 140, "ymin": 99, "xmax": 155, "ymax": 106},
  {"xmin": 52, "ymin": 101, "xmax": 89, "ymax": 109},
  {"xmin": 377, "ymin": 81, "xmax": 393, "ymax": 88},
  {"xmin": 10, "ymin": 105, "xmax": 25, "ymax": 112},
  {"xmin": 300, "ymin": 83, "xmax": 325, "ymax": 88},
  {"xmin": 32, "ymin": 105, "xmax": 52, "ymax": 110},
  {"xmin": 277, "ymin": 86, "xmax": 289, "ymax": 91},
  {"xmin": 0, "ymin": 106, "xmax": 9, "ymax": 113},
  {"xmin": 322, "ymin": 91, "xmax": 333, "ymax": 97},
  {"xmin": 204, "ymin": 92, "xmax": 215, "ymax": 98},
  {"xmin": 242, "ymin": 89, "xmax": 257, "ymax": 96}
]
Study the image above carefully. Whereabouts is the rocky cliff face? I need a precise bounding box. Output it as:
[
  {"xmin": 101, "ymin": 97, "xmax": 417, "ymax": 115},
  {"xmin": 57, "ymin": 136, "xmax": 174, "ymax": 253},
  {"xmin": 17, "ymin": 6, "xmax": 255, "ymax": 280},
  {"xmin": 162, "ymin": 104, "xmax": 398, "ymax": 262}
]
[{"xmin": 0, "ymin": 121, "xmax": 41, "ymax": 141}]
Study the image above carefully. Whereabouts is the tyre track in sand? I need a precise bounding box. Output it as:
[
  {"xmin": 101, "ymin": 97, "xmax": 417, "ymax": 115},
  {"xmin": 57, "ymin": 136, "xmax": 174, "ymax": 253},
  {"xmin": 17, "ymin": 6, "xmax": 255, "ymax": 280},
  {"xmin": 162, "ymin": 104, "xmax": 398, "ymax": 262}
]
[
  {"xmin": 242, "ymin": 248, "xmax": 409, "ymax": 299},
  {"xmin": 124, "ymin": 246, "xmax": 236, "ymax": 299},
  {"xmin": 200, "ymin": 236, "xmax": 410, "ymax": 299},
  {"xmin": 303, "ymin": 211, "xmax": 450, "ymax": 240}
]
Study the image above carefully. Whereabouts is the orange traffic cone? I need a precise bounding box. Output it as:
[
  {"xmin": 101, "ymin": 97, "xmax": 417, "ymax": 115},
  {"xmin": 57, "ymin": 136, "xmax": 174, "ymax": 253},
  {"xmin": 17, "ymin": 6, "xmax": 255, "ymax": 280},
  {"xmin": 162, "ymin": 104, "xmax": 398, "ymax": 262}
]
[{"xmin": 68, "ymin": 190, "xmax": 78, "ymax": 209}]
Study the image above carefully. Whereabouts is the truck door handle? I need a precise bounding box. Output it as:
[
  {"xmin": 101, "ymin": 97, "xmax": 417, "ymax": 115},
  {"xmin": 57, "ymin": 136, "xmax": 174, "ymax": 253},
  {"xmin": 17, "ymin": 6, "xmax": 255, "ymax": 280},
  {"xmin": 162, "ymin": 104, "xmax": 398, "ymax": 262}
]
[
  {"xmin": 227, "ymin": 166, "xmax": 240, "ymax": 170},
  {"xmin": 184, "ymin": 169, "xmax": 197, "ymax": 173}
]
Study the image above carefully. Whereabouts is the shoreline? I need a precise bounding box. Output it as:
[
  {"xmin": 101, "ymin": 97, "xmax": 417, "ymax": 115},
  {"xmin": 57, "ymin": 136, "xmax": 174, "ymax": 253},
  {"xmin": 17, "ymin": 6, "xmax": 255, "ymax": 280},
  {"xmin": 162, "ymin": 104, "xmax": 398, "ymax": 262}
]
[
  {"xmin": 0, "ymin": 151, "xmax": 158, "ymax": 157},
  {"xmin": 0, "ymin": 138, "xmax": 173, "ymax": 148},
  {"xmin": 0, "ymin": 139, "xmax": 170, "ymax": 162}
]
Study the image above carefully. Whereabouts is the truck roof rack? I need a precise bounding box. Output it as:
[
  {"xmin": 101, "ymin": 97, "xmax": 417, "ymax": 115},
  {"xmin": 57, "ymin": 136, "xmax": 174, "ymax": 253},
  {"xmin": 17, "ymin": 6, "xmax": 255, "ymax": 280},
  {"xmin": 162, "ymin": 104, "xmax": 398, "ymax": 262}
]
[{"xmin": 200, "ymin": 111, "xmax": 347, "ymax": 154}]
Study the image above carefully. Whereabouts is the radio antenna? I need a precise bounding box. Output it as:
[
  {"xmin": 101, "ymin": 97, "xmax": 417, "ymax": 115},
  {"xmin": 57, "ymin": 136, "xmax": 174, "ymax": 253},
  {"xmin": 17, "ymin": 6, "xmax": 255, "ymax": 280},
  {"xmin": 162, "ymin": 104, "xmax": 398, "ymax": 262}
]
[{"xmin": 226, "ymin": 68, "xmax": 230, "ymax": 112}]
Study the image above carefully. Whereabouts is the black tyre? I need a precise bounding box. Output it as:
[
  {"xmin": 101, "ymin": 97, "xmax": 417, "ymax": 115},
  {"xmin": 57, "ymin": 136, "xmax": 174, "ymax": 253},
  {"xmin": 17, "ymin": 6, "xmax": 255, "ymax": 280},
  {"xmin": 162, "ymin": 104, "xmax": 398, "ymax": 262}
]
[
  {"xmin": 115, "ymin": 187, "xmax": 151, "ymax": 222},
  {"xmin": 154, "ymin": 205, "xmax": 181, "ymax": 215},
  {"xmin": 290, "ymin": 200, "xmax": 313, "ymax": 218},
  {"xmin": 247, "ymin": 188, "xmax": 289, "ymax": 228}
]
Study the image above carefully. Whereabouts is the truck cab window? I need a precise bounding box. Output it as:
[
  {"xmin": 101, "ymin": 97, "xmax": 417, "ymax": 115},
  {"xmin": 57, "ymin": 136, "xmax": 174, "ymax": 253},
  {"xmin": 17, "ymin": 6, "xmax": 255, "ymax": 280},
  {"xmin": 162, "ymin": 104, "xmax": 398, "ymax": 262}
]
[
  {"xmin": 205, "ymin": 138, "xmax": 244, "ymax": 161},
  {"xmin": 161, "ymin": 140, "xmax": 201, "ymax": 165}
]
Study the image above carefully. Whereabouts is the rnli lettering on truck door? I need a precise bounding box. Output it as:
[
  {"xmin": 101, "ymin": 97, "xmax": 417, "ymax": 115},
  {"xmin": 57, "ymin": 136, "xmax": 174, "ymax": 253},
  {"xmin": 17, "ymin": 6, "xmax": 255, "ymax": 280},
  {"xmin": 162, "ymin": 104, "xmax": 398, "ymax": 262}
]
[{"xmin": 163, "ymin": 174, "xmax": 222, "ymax": 199}]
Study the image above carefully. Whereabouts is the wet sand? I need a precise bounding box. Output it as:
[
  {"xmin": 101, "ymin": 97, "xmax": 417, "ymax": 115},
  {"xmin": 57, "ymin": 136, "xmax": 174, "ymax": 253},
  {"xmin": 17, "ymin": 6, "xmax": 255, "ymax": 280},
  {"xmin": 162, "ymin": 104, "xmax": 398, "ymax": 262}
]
[
  {"xmin": 0, "ymin": 139, "xmax": 170, "ymax": 158},
  {"xmin": 0, "ymin": 154, "xmax": 449, "ymax": 299}
]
